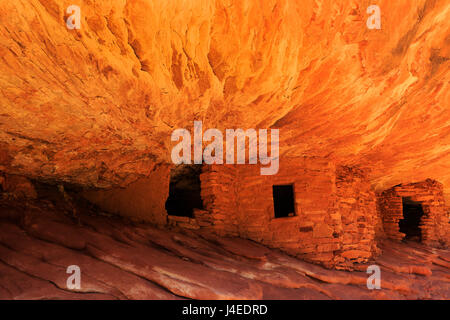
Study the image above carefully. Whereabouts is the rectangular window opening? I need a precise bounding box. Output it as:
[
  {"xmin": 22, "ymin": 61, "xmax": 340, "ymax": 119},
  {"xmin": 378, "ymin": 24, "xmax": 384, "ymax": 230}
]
[
  {"xmin": 165, "ymin": 164, "xmax": 203, "ymax": 218},
  {"xmin": 272, "ymin": 184, "xmax": 296, "ymax": 218},
  {"xmin": 400, "ymin": 197, "xmax": 424, "ymax": 242}
]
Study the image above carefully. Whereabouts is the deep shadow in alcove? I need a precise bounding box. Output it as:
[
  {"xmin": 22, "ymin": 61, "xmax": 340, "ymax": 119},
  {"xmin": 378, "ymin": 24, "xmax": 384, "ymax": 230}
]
[
  {"xmin": 165, "ymin": 164, "xmax": 203, "ymax": 218},
  {"xmin": 399, "ymin": 197, "xmax": 424, "ymax": 241},
  {"xmin": 272, "ymin": 184, "xmax": 296, "ymax": 218}
]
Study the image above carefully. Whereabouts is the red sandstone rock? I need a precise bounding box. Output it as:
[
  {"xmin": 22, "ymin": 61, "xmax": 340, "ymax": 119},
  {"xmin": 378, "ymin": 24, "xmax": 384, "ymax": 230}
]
[
  {"xmin": 0, "ymin": 174, "xmax": 37, "ymax": 199},
  {"xmin": 0, "ymin": 0, "xmax": 449, "ymax": 202},
  {"xmin": 0, "ymin": 196, "xmax": 449, "ymax": 300},
  {"xmin": 0, "ymin": 0, "xmax": 449, "ymax": 300}
]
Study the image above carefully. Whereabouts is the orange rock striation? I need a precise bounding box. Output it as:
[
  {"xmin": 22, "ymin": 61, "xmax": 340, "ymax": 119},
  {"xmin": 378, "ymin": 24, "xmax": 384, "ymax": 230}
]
[
  {"xmin": 0, "ymin": 0, "xmax": 449, "ymax": 200},
  {"xmin": 0, "ymin": 0, "xmax": 449, "ymax": 285},
  {"xmin": 0, "ymin": 193, "xmax": 448, "ymax": 300}
]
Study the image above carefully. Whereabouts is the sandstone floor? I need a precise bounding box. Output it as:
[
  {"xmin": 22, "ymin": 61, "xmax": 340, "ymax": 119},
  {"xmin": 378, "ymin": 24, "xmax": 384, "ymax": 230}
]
[{"xmin": 0, "ymin": 195, "xmax": 448, "ymax": 300}]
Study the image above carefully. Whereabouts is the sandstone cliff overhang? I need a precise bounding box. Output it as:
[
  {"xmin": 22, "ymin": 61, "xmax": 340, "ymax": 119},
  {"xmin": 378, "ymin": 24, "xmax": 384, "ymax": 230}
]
[{"xmin": 0, "ymin": 0, "xmax": 449, "ymax": 201}]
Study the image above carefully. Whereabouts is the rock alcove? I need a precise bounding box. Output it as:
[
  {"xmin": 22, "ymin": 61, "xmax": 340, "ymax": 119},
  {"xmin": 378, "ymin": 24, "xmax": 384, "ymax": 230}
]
[{"xmin": 0, "ymin": 0, "xmax": 449, "ymax": 299}]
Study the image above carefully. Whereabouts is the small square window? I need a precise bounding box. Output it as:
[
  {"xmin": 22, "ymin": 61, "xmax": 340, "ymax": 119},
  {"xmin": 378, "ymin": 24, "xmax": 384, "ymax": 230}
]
[{"xmin": 272, "ymin": 184, "xmax": 295, "ymax": 218}]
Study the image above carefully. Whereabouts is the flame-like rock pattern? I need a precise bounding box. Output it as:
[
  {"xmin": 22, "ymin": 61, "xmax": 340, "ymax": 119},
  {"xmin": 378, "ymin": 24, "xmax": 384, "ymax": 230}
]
[{"xmin": 0, "ymin": 1, "xmax": 449, "ymax": 199}]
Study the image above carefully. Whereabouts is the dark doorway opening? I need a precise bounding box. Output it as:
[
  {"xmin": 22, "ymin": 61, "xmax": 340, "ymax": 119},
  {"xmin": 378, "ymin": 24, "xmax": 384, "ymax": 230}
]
[
  {"xmin": 272, "ymin": 184, "xmax": 296, "ymax": 218},
  {"xmin": 399, "ymin": 197, "xmax": 424, "ymax": 241},
  {"xmin": 165, "ymin": 165, "xmax": 203, "ymax": 218}
]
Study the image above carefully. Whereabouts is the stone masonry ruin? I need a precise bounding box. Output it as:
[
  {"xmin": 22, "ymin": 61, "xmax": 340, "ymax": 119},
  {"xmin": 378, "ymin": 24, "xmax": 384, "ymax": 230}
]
[
  {"xmin": 378, "ymin": 179, "xmax": 450, "ymax": 247},
  {"xmin": 184, "ymin": 158, "xmax": 382, "ymax": 269},
  {"xmin": 80, "ymin": 160, "xmax": 449, "ymax": 270}
]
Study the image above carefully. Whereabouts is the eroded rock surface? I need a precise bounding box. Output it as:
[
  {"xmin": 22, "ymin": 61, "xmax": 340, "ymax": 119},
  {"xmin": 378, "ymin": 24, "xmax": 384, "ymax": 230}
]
[
  {"xmin": 0, "ymin": 193, "xmax": 448, "ymax": 300},
  {"xmin": 0, "ymin": 0, "xmax": 449, "ymax": 200}
]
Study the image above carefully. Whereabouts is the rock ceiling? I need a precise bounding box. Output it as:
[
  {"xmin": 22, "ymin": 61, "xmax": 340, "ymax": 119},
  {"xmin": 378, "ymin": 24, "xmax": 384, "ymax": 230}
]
[{"xmin": 0, "ymin": 1, "xmax": 449, "ymax": 199}]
